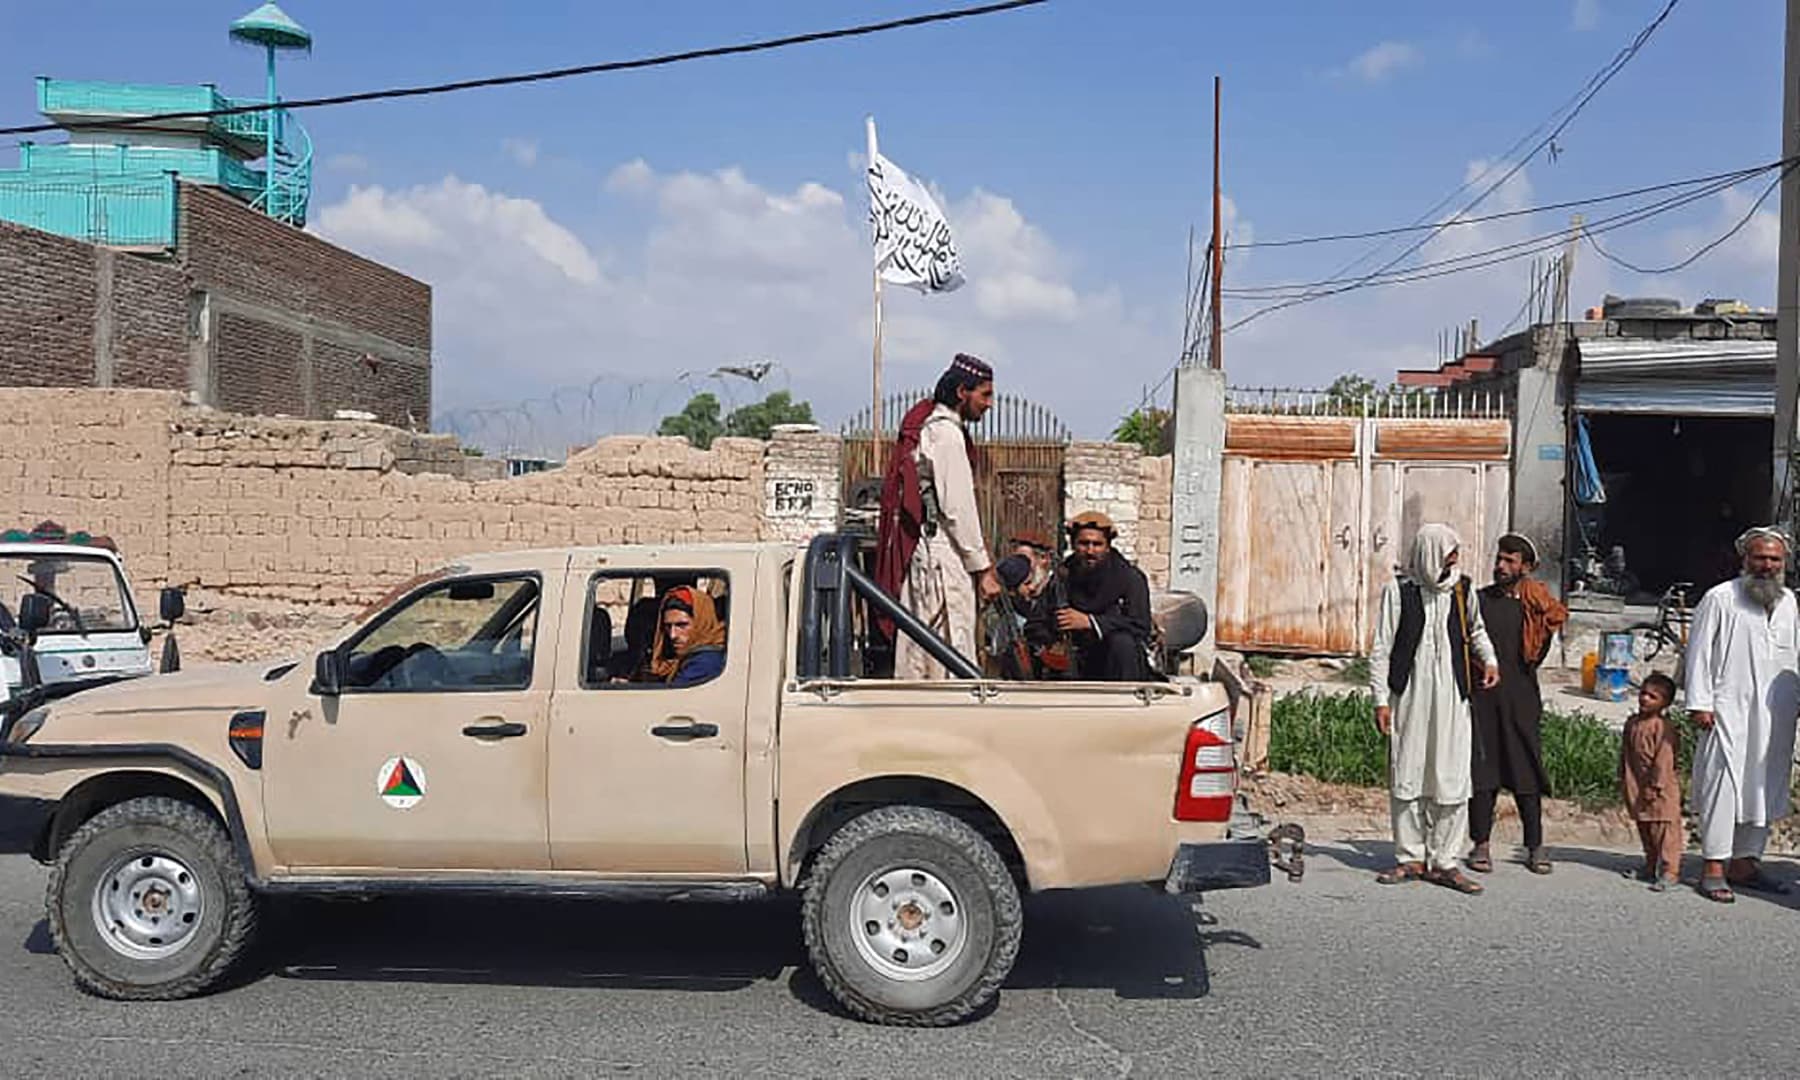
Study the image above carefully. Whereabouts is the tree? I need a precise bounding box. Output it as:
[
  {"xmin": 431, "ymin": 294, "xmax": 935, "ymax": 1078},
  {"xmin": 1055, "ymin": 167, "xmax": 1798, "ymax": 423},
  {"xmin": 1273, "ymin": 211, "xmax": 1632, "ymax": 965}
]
[
  {"xmin": 656, "ymin": 390, "xmax": 816, "ymax": 448},
  {"xmin": 657, "ymin": 392, "xmax": 725, "ymax": 449},
  {"xmin": 725, "ymin": 390, "xmax": 814, "ymax": 439},
  {"xmin": 1113, "ymin": 406, "xmax": 1174, "ymax": 456}
]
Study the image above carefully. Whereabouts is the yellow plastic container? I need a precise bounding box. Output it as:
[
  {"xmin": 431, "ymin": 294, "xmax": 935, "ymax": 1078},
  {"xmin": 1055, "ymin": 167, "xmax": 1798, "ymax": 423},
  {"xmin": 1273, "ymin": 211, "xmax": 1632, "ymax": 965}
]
[{"xmin": 1581, "ymin": 651, "xmax": 1599, "ymax": 694}]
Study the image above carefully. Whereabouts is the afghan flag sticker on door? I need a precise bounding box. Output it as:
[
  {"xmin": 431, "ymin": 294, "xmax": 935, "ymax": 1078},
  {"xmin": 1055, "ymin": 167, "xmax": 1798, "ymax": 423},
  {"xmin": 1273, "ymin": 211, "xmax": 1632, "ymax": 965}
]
[{"xmin": 377, "ymin": 756, "xmax": 427, "ymax": 810}]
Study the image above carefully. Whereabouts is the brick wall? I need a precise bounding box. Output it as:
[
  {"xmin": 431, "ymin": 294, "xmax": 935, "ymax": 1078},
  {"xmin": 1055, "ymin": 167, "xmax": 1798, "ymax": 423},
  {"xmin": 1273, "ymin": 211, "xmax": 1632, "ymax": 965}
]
[
  {"xmin": 182, "ymin": 186, "xmax": 430, "ymax": 353},
  {"xmin": 0, "ymin": 389, "xmax": 769, "ymax": 614},
  {"xmin": 213, "ymin": 314, "xmax": 305, "ymax": 416},
  {"xmin": 1063, "ymin": 441, "xmax": 1145, "ymax": 561},
  {"xmin": 0, "ymin": 186, "xmax": 431, "ymax": 427},
  {"xmin": 0, "ymin": 219, "xmax": 100, "ymax": 387},
  {"xmin": 1138, "ymin": 455, "xmax": 1172, "ymax": 590},
  {"xmin": 761, "ymin": 425, "xmax": 843, "ymax": 546},
  {"xmin": 107, "ymin": 252, "xmax": 189, "ymax": 390}
]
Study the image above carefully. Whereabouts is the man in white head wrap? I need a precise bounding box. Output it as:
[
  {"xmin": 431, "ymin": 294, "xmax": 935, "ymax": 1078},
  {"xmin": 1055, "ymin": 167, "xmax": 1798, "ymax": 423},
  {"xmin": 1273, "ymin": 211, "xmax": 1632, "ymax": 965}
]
[
  {"xmin": 1368, "ymin": 523, "xmax": 1499, "ymax": 892},
  {"xmin": 1684, "ymin": 525, "xmax": 1799, "ymax": 903}
]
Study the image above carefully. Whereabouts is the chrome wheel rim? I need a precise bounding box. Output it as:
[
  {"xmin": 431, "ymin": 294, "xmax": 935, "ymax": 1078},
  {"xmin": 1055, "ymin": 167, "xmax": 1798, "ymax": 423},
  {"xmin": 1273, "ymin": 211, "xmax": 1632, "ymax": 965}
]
[
  {"xmin": 90, "ymin": 851, "xmax": 206, "ymax": 961},
  {"xmin": 848, "ymin": 866, "xmax": 967, "ymax": 982}
]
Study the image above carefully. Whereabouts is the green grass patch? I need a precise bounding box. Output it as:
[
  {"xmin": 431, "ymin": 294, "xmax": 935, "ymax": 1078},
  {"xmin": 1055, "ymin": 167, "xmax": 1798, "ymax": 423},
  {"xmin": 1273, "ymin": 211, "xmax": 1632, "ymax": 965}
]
[
  {"xmin": 1245, "ymin": 654, "xmax": 1280, "ymax": 679},
  {"xmin": 1267, "ymin": 690, "xmax": 1697, "ymax": 809}
]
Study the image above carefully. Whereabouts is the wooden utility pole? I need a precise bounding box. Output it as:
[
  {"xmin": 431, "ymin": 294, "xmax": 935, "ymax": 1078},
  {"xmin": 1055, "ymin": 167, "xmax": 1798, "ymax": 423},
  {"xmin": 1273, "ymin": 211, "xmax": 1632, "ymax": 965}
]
[
  {"xmin": 1774, "ymin": 0, "xmax": 1800, "ymax": 524},
  {"xmin": 1208, "ymin": 75, "xmax": 1224, "ymax": 370}
]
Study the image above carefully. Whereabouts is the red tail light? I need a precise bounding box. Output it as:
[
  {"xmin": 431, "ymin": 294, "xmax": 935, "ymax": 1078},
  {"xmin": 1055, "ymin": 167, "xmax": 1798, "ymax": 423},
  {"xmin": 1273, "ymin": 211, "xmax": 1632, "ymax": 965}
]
[{"xmin": 1174, "ymin": 711, "xmax": 1236, "ymax": 822}]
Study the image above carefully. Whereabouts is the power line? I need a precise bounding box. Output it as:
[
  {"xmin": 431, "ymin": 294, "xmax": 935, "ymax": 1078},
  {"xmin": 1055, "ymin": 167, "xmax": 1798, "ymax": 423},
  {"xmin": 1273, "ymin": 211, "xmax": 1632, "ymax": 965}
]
[
  {"xmin": 1217, "ymin": 167, "xmax": 1756, "ymax": 305},
  {"xmin": 1225, "ymin": 0, "xmax": 1681, "ymax": 334},
  {"xmin": 1584, "ymin": 164, "xmax": 1790, "ymax": 275},
  {"xmin": 1223, "ymin": 160, "xmax": 1772, "ymax": 250},
  {"xmin": 0, "ymin": 0, "xmax": 1048, "ymax": 139},
  {"xmin": 1221, "ymin": 164, "xmax": 1758, "ymax": 299}
]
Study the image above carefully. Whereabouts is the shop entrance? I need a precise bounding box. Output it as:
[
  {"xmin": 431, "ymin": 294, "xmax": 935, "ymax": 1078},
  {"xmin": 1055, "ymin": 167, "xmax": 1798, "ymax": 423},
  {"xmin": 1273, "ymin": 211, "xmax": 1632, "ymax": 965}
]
[{"xmin": 1575, "ymin": 413, "xmax": 1771, "ymax": 601}]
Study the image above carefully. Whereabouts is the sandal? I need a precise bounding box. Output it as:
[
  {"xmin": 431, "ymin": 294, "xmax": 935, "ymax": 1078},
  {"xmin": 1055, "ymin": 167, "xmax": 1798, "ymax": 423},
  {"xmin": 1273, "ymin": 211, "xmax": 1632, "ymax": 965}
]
[
  {"xmin": 1376, "ymin": 862, "xmax": 1425, "ymax": 885},
  {"xmin": 1621, "ymin": 865, "xmax": 1654, "ymax": 883},
  {"xmin": 1650, "ymin": 877, "xmax": 1679, "ymax": 893},
  {"xmin": 1699, "ymin": 875, "xmax": 1736, "ymax": 904},
  {"xmin": 1526, "ymin": 848, "xmax": 1553, "ymax": 875},
  {"xmin": 1467, "ymin": 845, "xmax": 1494, "ymax": 874},
  {"xmin": 1427, "ymin": 868, "xmax": 1485, "ymax": 895}
]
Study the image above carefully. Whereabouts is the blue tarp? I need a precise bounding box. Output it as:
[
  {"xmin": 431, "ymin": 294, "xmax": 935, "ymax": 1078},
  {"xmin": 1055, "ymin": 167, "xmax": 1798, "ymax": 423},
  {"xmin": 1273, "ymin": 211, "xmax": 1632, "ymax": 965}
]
[{"xmin": 1573, "ymin": 415, "xmax": 1607, "ymax": 506}]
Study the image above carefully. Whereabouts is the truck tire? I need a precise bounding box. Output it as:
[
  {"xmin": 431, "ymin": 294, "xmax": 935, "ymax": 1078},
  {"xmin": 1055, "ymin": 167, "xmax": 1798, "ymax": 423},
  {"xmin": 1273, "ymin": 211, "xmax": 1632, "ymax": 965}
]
[
  {"xmin": 801, "ymin": 806, "xmax": 1022, "ymax": 1026},
  {"xmin": 47, "ymin": 796, "xmax": 259, "ymax": 1000}
]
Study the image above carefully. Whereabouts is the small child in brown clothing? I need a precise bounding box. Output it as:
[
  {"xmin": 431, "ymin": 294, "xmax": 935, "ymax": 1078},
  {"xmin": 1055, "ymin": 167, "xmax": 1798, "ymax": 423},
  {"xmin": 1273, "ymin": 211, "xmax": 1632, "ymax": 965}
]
[{"xmin": 1620, "ymin": 673, "xmax": 1684, "ymax": 891}]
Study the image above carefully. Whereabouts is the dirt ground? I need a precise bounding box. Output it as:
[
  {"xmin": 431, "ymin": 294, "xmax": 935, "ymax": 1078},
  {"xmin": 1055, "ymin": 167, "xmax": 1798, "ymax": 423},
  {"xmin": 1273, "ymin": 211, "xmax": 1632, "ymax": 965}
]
[{"xmin": 1242, "ymin": 771, "xmax": 1800, "ymax": 857}]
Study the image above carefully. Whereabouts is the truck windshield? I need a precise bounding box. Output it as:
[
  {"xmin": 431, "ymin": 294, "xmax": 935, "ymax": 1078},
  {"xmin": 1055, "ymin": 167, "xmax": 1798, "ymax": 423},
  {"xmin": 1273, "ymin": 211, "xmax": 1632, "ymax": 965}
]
[{"xmin": 0, "ymin": 553, "xmax": 135, "ymax": 635}]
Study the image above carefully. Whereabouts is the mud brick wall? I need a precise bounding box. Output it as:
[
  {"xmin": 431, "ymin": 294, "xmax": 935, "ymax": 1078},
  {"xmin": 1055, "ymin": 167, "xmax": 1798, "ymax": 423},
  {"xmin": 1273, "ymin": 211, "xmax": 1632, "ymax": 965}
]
[
  {"xmin": 0, "ymin": 390, "xmax": 179, "ymax": 586},
  {"xmin": 0, "ymin": 390, "xmax": 770, "ymax": 616}
]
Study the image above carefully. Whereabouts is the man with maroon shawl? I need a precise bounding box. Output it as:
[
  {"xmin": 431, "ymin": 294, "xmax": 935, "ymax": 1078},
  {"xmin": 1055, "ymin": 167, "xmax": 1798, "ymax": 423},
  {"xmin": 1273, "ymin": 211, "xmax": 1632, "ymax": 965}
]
[{"xmin": 875, "ymin": 354, "xmax": 1000, "ymax": 678}]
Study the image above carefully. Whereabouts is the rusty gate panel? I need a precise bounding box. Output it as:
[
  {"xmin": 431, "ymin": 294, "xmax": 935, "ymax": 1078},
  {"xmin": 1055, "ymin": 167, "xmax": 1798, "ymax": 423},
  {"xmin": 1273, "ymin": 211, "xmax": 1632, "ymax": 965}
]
[
  {"xmin": 1219, "ymin": 389, "xmax": 1513, "ymax": 656},
  {"xmin": 841, "ymin": 391, "xmax": 1070, "ymax": 562}
]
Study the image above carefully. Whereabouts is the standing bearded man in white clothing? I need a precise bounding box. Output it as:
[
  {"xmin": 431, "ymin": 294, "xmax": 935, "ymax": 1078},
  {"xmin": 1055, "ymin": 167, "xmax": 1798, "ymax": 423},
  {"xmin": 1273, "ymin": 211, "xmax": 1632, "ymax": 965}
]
[
  {"xmin": 1369, "ymin": 524, "xmax": 1500, "ymax": 894},
  {"xmin": 1685, "ymin": 527, "xmax": 1800, "ymax": 904}
]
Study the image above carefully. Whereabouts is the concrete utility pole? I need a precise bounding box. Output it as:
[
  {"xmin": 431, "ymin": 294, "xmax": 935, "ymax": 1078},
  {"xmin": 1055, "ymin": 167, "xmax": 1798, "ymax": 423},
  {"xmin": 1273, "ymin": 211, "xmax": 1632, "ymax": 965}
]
[{"xmin": 1775, "ymin": 0, "xmax": 1800, "ymax": 525}]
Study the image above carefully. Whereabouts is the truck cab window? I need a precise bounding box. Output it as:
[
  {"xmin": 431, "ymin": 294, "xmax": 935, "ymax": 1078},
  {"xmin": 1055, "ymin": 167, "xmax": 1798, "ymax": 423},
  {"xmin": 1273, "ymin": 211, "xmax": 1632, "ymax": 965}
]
[
  {"xmin": 583, "ymin": 571, "xmax": 729, "ymax": 689},
  {"xmin": 343, "ymin": 576, "xmax": 540, "ymax": 692}
]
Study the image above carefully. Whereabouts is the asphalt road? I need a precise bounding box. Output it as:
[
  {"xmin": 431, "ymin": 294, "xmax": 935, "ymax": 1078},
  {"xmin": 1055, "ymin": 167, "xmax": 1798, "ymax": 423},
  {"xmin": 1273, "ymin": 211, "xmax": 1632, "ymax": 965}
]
[{"xmin": 2, "ymin": 839, "xmax": 1797, "ymax": 1078}]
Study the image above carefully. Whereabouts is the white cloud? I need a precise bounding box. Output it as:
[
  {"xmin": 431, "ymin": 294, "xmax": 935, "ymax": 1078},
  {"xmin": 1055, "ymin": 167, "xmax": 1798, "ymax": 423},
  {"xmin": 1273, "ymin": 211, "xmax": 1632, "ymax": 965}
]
[
  {"xmin": 502, "ymin": 137, "xmax": 540, "ymax": 168},
  {"xmin": 315, "ymin": 177, "xmax": 603, "ymax": 286},
  {"xmin": 310, "ymin": 162, "xmax": 1173, "ymax": 445},
  {"xmin": 1339, "ymin": 41, "xmax": 1421, "ymax": 83},
  {"xmin": 1572, "ymin": 0, "xmax": 1602, "ymax": 32},
  {"xmin": 323, "ymin": 153, "xmax": 369, "ymax": 174}
]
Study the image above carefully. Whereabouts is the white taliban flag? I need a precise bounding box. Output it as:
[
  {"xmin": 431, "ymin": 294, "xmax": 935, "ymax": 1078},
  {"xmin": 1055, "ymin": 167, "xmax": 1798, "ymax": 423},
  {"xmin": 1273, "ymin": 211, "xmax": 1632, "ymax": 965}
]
[{"xmin": 866, "ymin": 121, "xmax": 965, "ymax": 294}]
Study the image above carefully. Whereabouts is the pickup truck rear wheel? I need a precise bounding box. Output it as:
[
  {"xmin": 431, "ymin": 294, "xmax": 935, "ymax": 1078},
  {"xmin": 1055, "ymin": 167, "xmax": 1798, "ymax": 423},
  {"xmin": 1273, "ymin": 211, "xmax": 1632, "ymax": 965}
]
[
  {"xmin": 47, "ymin": 796, "xmax": 259, "ymax": 1000},
  {"xmin": 802, "ymin": 806, "xmax": 1022, "ymax": 1026}
]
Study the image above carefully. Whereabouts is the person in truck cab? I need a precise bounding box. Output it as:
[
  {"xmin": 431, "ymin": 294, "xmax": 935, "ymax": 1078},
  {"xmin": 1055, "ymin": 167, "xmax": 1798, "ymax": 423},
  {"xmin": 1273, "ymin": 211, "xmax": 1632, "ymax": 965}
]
[
  {"xmin": 1055, "ymin": 512, "xmax": 1154, "ymax": 681},
  {"xmin": 646, "ymin": 585, "xmax": 727, "ymax": 688}
]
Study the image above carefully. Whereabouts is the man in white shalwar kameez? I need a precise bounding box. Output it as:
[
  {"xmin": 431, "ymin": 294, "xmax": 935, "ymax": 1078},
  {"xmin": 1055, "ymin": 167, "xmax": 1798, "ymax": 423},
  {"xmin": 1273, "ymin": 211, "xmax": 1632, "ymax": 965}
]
[
  {"xmin": 1369, "ymin": 524, "xmax": 1500, "ymax": 893},
  {"xmin": 1684, "ymin": 526, "xmax": 1799, "ymax": 903},
  {"xmin": 893, "ymin": 356, "xmax": 1001, "ymax": 679}
]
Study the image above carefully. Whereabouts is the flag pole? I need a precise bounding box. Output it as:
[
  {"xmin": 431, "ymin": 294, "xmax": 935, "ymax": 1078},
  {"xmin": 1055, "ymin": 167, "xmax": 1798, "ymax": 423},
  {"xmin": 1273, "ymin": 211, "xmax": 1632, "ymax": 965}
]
[{"xmin": 867, "ymin": 115, "xmax": 885, "ymax": 472}]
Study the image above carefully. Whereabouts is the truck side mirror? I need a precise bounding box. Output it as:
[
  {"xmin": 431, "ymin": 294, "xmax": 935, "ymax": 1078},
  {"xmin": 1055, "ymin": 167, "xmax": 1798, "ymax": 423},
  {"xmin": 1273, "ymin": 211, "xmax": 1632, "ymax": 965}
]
[
  {"xmin": 311, "ymin": 650, "xmax": 343, "ymax": 697},
  {"xmin": 18, "ymin": 593, "xmax": 51, "ymax": 636},
  {"xmin": 159, "ymin": 586, "xmax": 186, "ymax": 624}
]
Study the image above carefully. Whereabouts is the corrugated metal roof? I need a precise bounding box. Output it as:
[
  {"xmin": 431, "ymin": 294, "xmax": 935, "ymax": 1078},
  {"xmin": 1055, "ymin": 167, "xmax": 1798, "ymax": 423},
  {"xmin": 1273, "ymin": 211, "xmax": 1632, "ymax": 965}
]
[{"xmin": 1574, "ymin": 337, "xmax": 1775, "ymax": 416}]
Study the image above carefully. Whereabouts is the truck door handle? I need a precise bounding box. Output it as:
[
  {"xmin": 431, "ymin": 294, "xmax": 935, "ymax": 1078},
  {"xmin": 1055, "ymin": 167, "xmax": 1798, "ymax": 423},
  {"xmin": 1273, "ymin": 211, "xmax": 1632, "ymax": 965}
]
[
  {"xmin": 462, "ymin": 720, "xmax": 528, "ymax": 739},
  {"xmin": 651, "ymin": 720, "xmax": 719, "ymax": 740}
]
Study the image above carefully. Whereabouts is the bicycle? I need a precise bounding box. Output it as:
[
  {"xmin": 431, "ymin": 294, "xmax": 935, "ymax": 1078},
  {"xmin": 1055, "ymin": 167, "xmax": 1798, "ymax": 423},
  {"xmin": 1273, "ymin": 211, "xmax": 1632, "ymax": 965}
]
[{"xmin": 1626, "ymin": 582, "xmax": 1693, "ymax": 663}]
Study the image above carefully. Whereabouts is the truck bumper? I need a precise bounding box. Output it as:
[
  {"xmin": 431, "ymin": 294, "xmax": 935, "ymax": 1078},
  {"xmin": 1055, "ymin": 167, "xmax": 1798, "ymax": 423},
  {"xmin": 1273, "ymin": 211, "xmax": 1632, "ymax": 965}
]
[
  {"xmin": 0, "ymin": 793, "xmax": 54, "ymax": 858},
  {"xmin": 1164, "ymin": 837, "xmax": 1272, "ymax": 893},
  {"xmin": 1164, "ymin": 817, "xmax": 1307, "ymax": 894}
]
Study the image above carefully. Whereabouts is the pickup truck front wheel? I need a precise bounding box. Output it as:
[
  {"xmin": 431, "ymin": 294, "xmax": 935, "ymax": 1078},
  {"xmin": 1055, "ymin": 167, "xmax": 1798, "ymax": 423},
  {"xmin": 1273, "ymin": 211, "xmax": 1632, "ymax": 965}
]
[
  {"xmin": 802, "ymin": 806, "xmax": 1022, "ymax": 1026},
  {"xmin": 47, "ymin": 796, "xmax": 259, "ymax": 1000}
]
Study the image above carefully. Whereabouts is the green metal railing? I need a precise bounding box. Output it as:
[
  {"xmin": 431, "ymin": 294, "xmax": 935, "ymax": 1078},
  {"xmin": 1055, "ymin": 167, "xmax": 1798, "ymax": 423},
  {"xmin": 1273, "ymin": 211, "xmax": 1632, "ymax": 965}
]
[
  {"xmin": 19, "ymin": 143, "xmax": 264, "ymax": 196},
  {"xmin": 0, "ymin": 174, "xmax": 179, "ymax": 248},
  {"xmin": 37, "ymin": 77, "xmax": 276, "ymax": 149}
]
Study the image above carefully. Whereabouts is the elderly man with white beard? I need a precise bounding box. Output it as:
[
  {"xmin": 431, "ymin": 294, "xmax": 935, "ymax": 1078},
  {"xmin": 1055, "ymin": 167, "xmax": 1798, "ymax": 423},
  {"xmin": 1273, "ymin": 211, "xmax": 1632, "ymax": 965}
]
[{"xmin": 1685, "ymin": 526, "xmax": 1800, "ymax": 904}]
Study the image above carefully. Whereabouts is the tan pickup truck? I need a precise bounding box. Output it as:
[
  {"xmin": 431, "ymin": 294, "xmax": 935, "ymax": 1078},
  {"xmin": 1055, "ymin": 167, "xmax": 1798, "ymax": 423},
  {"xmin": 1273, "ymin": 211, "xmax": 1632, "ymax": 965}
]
[{"xmin": 0, "ymin": 533, "xmax": 1293, "ymax": 1026}]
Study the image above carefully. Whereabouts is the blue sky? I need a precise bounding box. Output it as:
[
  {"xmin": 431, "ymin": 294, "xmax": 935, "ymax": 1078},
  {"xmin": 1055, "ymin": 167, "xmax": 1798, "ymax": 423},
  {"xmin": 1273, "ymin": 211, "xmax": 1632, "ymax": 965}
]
[{"xmin": 0, "ymin": 1, "xmax": 1785, "ymax": 448}]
